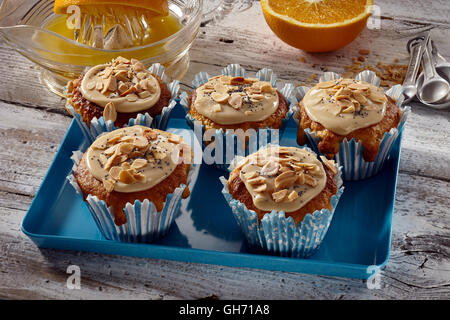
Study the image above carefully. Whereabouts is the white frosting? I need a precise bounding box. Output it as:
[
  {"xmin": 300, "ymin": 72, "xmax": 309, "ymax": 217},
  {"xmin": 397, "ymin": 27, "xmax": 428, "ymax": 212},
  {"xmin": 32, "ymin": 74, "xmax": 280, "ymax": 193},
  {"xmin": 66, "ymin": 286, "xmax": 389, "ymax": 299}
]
[{"xmin": 193, "ymin": 76, "xmax": 279, "ymax": 125}]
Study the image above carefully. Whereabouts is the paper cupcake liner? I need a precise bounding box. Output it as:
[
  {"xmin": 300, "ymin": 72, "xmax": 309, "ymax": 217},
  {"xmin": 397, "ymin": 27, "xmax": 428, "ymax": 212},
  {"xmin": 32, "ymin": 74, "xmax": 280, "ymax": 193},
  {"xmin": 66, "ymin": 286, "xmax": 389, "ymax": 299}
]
[
  {"xmin": 294, "ymin": 70, "xmax": 411, "ymax": 181},
  {"xmin": 180, "ymin": 63, "xmax": 296, "ymax": 171},
  {"xmin": 67, "ymin": 150, "xmax": 196, "ymax": 244},
  {"xmin": 220, "ymin": 146, "xmax": 344, "ymax": 258},
  {"xmin": 66, "ymin": 63, "xmax": 180, "ymax": 144}
]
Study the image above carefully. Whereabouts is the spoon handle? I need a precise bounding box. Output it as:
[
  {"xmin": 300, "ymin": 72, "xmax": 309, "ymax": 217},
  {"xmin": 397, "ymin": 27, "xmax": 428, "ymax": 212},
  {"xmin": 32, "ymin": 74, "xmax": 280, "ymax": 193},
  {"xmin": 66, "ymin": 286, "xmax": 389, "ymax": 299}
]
[
  {"xmin": 403, "ymin": 41, "xmax": 422, "ymax": 86},
  {"xmin": 422, "ymin": 39, "xmax": 438, "ymax": 81}
]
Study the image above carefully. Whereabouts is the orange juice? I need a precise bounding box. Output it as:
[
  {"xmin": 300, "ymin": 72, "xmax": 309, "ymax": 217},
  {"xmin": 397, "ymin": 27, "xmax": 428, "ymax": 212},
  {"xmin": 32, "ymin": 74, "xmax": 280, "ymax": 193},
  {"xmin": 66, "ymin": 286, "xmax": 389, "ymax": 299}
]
[{"xmin": 36, "ymin": 8, "xmax": 181, "ymax": 66}]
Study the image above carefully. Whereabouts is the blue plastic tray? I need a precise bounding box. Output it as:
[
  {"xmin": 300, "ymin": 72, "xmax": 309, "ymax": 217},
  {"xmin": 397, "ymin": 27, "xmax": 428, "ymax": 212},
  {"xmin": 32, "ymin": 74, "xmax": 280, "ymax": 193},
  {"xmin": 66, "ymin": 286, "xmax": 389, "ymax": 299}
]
[{"xmin": 22, "ymin": 104, "xmax": 402, "ymax": 279}]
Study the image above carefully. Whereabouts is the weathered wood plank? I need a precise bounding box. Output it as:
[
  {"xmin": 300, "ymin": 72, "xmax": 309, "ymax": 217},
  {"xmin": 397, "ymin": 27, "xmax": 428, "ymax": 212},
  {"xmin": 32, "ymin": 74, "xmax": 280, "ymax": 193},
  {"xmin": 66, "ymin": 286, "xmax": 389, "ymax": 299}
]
[{"xmin": 0, "ymin": 169, "xmax": 448, "ymax": 300}]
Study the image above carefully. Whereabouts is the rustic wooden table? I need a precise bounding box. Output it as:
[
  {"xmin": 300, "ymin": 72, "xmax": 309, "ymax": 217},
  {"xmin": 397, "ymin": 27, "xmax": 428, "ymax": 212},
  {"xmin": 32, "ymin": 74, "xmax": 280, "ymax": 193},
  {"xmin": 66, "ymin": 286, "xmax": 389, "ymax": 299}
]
[{"xmin": 1, "ymin": 1, "xmax": 449, "ymax": 300}]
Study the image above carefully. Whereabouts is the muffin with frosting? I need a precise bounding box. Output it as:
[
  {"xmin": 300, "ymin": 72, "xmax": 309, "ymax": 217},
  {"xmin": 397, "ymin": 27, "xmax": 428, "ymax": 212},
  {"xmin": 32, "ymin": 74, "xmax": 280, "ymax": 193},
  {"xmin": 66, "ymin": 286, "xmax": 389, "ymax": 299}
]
[
  {"xmin": 67, "ymin": 56, "xmax": 172, "ymax": 129},
  {"xmin": 70, "ymin": 125, "xmax": 192, "ymax": 242},
  {"xmin": 188, "ymin": 75, "xmax": 289, "ymax": 132},
  {"xmin": 296, "ymin": 73, "xmax": 409, "ymax": 180},
  {"xmin": 221, "ymin": 145, "xmax": 344, "ymax": 257}
]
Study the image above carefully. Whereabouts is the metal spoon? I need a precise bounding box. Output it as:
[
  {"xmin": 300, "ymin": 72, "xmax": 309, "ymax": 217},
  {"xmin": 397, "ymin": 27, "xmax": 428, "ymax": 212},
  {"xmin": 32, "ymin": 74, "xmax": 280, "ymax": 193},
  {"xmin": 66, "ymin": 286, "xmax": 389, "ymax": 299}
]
[
  {"xmin": 418, "ymin": 38, "xmax": 450, "ymax": 104},
  {"xmin": 403, "ymin": 37, "xmax": 424, "ymax": 103}
]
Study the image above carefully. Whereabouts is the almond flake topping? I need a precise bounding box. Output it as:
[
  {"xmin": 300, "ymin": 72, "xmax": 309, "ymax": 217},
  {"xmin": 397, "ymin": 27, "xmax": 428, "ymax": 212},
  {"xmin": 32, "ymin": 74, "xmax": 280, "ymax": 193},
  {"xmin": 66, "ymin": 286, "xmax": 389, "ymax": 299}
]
[
  {"xmin": 81, "ymin": 56, "xmax": 161, "ymax": 111},
  {"xmin": 87, "ymin": 127, "xmax": 187, "ymax": 193},
  {"xmin": 238, "ymin": 147, "xmax": 328, "ymax": 209},
  {"xmin": 103, "ymin": 102, "xmax": 117, "ymax": 122},
  {"xmin": 311, "ymin": 79, "xmax": 387, "ymax": 116}
]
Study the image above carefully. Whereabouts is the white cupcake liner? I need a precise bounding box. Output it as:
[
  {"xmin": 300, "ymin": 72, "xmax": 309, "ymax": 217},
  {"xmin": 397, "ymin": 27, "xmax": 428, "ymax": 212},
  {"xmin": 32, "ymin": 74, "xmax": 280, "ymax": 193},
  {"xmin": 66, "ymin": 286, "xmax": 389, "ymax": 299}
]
[
  {"xmin": 67, "ymin": 148, "xmax": 196, "ymax": 244},
  {"xmin": 294, "ymin": 70, "xmax": 411, "ymax": 181},
  {"xmin": 180, "ymin": 63, "xmax": 296, "ymax": 171},
  {"xmin": 220, "ymin": 146, "xmax": 344, "ymax": 258},
  {"xmin": 66, "ymin": 63, "xmax": 180, "ymax": 144}
]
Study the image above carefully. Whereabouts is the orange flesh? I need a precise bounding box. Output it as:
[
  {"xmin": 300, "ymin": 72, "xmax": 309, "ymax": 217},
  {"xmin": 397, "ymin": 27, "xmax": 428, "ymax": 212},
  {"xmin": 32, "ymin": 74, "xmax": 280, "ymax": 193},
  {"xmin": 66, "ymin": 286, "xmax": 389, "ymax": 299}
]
[{"xmin": 268, "ymin": 0, "xmax": 369, "ymax": 24}]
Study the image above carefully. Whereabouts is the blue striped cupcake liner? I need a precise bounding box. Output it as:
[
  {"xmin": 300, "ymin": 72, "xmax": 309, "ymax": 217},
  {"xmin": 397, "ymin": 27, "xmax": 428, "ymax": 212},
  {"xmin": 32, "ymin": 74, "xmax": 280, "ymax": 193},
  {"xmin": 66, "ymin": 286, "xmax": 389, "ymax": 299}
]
[
  {"xmin": 294, "ymin": 70, "xmax": 411, "ymax": 181},
  {"xmin": 67, "ymin": 149, "xmax": 196, "ymax": 244},
  {"xmin": 220, "ymin": 146, "xmax": 344, "ymax": 258},
  {"xmin": 66, "ymin": 63, "xmax": 180, "ymax": 145},
  {"xmin": 180, "ymin": 63, "xmax": 296, "ymax": 171}
]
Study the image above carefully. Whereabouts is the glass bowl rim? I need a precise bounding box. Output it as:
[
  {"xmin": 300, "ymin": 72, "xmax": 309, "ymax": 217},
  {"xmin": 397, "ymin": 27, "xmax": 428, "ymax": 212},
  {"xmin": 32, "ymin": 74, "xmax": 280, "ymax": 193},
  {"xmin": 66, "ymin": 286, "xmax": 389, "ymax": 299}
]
[{"xmin": 0, "ymin": 0, "xmax": 203, "ymax": 53}]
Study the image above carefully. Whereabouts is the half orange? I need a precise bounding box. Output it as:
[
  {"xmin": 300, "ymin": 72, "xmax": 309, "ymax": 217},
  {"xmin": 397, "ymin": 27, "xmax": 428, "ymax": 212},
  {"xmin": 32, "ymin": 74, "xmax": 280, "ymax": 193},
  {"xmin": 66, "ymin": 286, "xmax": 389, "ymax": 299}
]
[
  {"xmin": 261, "ymin": 0, "xmax": 373, "ymax": 52},
  {"xmin": 54, "ymin": 0, "xmax": 169, "ymax": 16}
]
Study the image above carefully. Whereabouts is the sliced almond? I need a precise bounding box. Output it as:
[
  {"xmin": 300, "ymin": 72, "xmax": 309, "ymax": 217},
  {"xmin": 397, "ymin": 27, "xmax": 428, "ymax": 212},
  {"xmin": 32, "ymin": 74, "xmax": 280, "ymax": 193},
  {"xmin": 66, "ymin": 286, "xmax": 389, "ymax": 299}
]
[
  {"xmin": 126, "ymin": 93, "xmax": 138, "ymax": 102},
  {"xmin": 246, "ymin": 85, "xmax": 261, "ymax": 95},
  {"xmin": 121, "ymin": 162, "xmax": 131, "ymax": 169},
  {"xmin": 247, "ymin": 176, "xmax": 266, "ymax": 186},
  {"xmin": 103, "ymin": 102, "xmax": 117, "ymax": 122},
  {"xmin": 279, "ymin": 166, "xmax": 292, "ymax": 173},
  {"xmin": 228, "ymin": 93, "xmax": 243, "ymax": 110},
  {"xmin": 131, "ymin": 158, "xmax": 147, "ymax": 170},
  {"xmin": 260, "ymin": 161, "xmax": 279, "ymax": 177},
  {"xmin": 134, "ymin": 136, "xmax": 149, "ymax": 148},
  {"xmin": 254, "ymin": 184, "xmax": 267, "ymax": 193},
  {"xmin": 92, "ymin": 138, "xmax": 108, "ymax": 150},
  {"xmin": 287, "ymin": 190, "xmax": 299, "ymax": 202},
  {"xmin": 138, "ymin": 91, "xmax": 151, "ymax": 99},
  {"xmin": 272, "ymin": 189, "xmax": 288, "ymax": 203},
  {"xmin": 104, "ymin": 153, "xmax": 121, "ymax": 170},
  {"xmin": 136, "ymin": 72, "xmax": 147, "ymax": 80},
  {"xmin": 304, "ymin": 174, "xmax": 318, "ymax": 187},
  {"xmin": 120, "ymin": 86, "xmax": 137, "ymax": 97},
  {"xmin": 153, "ymin": 150, "xmax": 167, "ymax": 160},
  {"xmin": 107, "ymin": 132, "xmax": 124, "ymax": 145},
  {"xmin": 320, "ymin": 156, "xmax": 338, "ymax": 175},
  {"xmin": 115, "ymin": 69, "xmax": 129, "ymax": 82},
  {"xmin": 348, "ymin": 83, "xmax": 369, "ymax": 91},
  {"xmin": 297, "ymin": 172, "xmax": 305, "ymax": 185},
  {"xmin": 352, "ymin": 90, "xmax": 368, "ymax": 104},
  {"xmin": 102, "ymin": 178, "xmax": 115, "ymax": 192},
  {"xmin": 115, "ymin": 56, "xmax": 131, "ymax": 65},
  {"xmin": 143, "ymin": 130, "xmax": 158, "ymax": 141},
  {"xmin": 115, "ymin": 63, "xmax": 129, "ymax": 71},
  {"xmin": 168, "ymin": 135, "xmax": 181, "ymax": 144},
  {"xmin": 67, "ymin": 80, "xmax": 74, "ymax": 93},
  {"xmin": 133, "ymin": 172, "xmax": 146, "ymax": 182},
  {"xmin": 86, "ymin": 81, "xmax": 96, "ymax": 90},
  {"xmin": 316, "ymin": 80, "xmax": 337, "ymax": 89},
  {"xmin": 95, "ymin": 81, "xmax": 104, "ymax": 91},
  {"xmin": 369, "ymin": 89, "xmax": 387, "ymax": 103},
  {"xmin": 118, "ymin": 143, "xmax": 134, "ymax": 155},
  {"xmin": 132, "ymin": 61, "xmax": 146, "ymax": 72},
  {"xmin": 350, "ymin": 98, "xmax": 361, "ymax": 111},
  {"xmin": 109, "ymin": 166, "xmax": 122, "ymax": 180},
  {"xmin": 290, "ymin": 162, "xmax": 317, "ymax": 171},
  {"xmin": 230, "ymin": 76, "xmax": 245, "ymax": 85},
  {"xmin": 275, "ymin": 170, "xmax": 297, "ymax": 189},
  {"xmin": 119, "ymin": 169, "xmax": 136, "ymax": 184},
  {"xmin": 212, "ymin": 104, "xmax": 222, "ymax": 113},
  {"xmin": 211, "ymin": 92, "xmax": 229, "ymax": 103},
  {"xmin": 103, "ymin": 75, "xmax": 117, "ymax": 94},
  {"xmin": 102, "ymin": 67, "xmax": 113, "ymax": 79},
  {"xmin": 244, "ymin": 171, "xmax": 258, "ymax": 180},
  {"xmin": 260, "ymin": 83, "xmax": 273, "ymax": 93},
  {"xmin": 118, "ymin": 82, "xmax": 130, "ymax": 95},
  {"xmin": 342, "ymin": 105, "xmax": 356, "ymax": 113},
  {"xmin": 104, "ymin": 144, "xmax": 119, "ymax": 156},
  {"xmin": 129, "ymin": 151, "xmax": 145, "ymax": 158}
]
